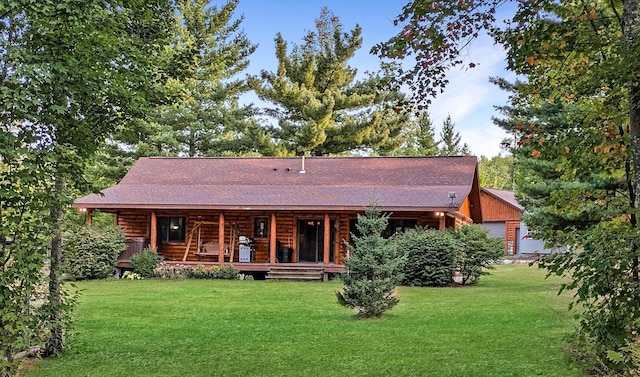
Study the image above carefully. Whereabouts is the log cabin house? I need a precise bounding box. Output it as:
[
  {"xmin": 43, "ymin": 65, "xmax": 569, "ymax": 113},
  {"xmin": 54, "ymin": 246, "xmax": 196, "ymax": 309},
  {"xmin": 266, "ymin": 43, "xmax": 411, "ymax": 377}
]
[{"xmin": 74, "ymin": 156, "xmax": 483, "ymax": 279}]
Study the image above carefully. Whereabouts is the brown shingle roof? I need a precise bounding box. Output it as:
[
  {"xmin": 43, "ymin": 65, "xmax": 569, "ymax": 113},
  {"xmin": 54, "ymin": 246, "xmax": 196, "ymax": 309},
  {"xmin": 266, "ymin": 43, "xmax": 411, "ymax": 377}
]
[
  {"xmin": 75, "ymin": 156, "xmax": 479, "ymax": 212},
  {"xmin": 481, "ymin": 188, "xmax": 524, "ymax": 211}
]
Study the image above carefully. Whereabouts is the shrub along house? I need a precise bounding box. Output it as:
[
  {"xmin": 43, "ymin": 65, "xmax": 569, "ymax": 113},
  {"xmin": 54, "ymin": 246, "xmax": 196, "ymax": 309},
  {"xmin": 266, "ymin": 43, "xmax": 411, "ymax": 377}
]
[{"xmin": 74, "ymin": 156, "xmax": 482, "ymax": 279}]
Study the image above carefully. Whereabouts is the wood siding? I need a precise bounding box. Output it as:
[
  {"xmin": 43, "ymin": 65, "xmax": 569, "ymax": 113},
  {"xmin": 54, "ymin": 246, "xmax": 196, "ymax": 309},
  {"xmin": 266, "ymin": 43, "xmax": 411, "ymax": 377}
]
[
  {"xmin": 479, "ymin": 191, "xmax": 523, "ymax": 254},
  {"xmin": 459, "ymin": 196, "xmax": 472, "ymax": 219},
  {"xmin": 505, "ymin": 220, "xmax": 521, "ymax": 254},
  {"xmin": 115, "ymin": 209, "xmax": 470, "ymax": 265},
  {"xmin": 480, "ymin": 191, "xmax": 521, "ymax": 221}
]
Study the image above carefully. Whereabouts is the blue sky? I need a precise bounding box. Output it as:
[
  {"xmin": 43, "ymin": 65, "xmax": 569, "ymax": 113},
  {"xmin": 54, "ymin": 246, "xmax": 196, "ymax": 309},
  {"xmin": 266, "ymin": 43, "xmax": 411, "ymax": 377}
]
[{"xmin": 233, "ymin": 0, "xmax": 515, "ymax": 157}]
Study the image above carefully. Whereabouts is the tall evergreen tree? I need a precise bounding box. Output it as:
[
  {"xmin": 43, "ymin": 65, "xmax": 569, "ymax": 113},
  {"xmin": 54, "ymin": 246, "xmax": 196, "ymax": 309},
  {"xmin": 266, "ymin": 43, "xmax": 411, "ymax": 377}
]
[
  {"xmin": 492, "ymin": 77, "xmax": 630, "ymax": 246},
  {"xmin": 493, "ymin": 80, "xmax": 633, "ymax": 369},
  {"xmin": 157, "ymin": 0, "xmax": 256, "ymax": 157},
  {"xmin": 337, "ymin": 203, "xmax": 405, "ymax": 318},
  {"xmin": 437, "ymin": 115, "xmax": 471, "ymax": 156},
  {"xmin": 92, "ymin": 0, "xmax": 258, "ymax": 188},
  {"xmin": 248, "ymin": 7, "xmax": 409, "ymax": 156},
  {"xmin": 393, "ymin": 113, "xmax": 439, "ymax": 156}
]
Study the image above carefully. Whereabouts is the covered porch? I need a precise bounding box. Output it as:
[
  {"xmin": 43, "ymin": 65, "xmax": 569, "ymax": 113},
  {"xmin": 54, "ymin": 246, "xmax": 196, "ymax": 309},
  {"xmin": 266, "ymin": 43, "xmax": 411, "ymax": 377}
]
[{"xmin": 110, "ymin": 208, "xmax": 457, "ymax": 268}]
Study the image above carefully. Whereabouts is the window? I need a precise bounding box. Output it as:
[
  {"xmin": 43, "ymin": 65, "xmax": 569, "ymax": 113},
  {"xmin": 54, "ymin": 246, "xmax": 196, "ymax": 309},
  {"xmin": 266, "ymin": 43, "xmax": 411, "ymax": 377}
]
[
  {"xmin": 159, "ymin": 217, "xmax": 186, "ymax": 243},
  {"xmin": 254, "ymin": 218, "xmax": 268, "ymax": 238},
  {"xmin": 350, "ymin": 218, "xmax": 417, "ymax": 240},
  {"xmin": 385, "ymin": 219, "xmax": 418, "ymax": 237}
]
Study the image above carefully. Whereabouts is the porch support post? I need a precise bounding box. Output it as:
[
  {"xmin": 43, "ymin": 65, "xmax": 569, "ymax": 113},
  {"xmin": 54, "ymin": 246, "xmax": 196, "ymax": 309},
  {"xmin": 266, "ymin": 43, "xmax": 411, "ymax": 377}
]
[
  {"xmin": 438, "ymin": 214, "xmax": 446, "ymax": 230},
  {"xmin": 218, "ymin": 213, "xmax": 225, "ymax": 263},
  {"xmin": 269, "ymin": 213, "xmax": 277, "ymax": 265},
  {"xmin": 86, "ymin": 209, "xmax": 93, "ymax": 226},
  {"xmin": 150, "ymin": 211, "xmax": 157, "ymax": 250},
  {"xmin": 323, "ymin": 214, "xmax": 330, "ymax": 264}
]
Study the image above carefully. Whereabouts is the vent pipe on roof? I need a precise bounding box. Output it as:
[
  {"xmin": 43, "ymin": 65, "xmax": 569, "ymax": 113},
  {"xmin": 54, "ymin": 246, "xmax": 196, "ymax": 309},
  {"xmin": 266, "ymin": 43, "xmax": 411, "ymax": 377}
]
[
  {"xmin": 448, "ymin": 191, "xmax": 457, "ymax": 206},
  {"xmin": 299, "ymin": 155, "xmax": 306, "ymax": 174}
]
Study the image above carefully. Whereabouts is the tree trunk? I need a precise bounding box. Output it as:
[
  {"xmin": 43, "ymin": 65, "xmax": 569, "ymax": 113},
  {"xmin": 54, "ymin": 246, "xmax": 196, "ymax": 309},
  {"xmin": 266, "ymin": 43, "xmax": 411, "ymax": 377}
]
[
  {"xmin": 626, "ymin": 0, "xmax": 640, "ymax": 283},
  {"xmin": 44, "ymin": 171, "xmax": 65, "ymax": 357}
]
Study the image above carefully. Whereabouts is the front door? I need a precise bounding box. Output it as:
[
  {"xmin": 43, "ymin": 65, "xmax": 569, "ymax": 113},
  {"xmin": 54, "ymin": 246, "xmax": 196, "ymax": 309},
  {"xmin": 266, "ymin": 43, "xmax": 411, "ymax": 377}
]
[
  {"xmin": 298, "ymin": 219, "xmax": 323, "ymax": 263},
  {"xmin": 297, "ymin": 219, "xmax": 336, "ymax": 263}
]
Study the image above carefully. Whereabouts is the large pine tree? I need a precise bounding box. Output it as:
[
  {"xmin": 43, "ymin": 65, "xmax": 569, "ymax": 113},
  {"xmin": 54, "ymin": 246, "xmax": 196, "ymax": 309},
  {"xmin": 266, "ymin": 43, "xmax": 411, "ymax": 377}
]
[
  {"xmin": 248, "ymin": 7, "xmax": 409, "ymax": 156},
  {"xmin": 153, "ymin": 0, "xmax": 257, "ymax": 157},
  {"xmin": 90, "ymin": 0, "xmax": 258, "ymax": 188}
]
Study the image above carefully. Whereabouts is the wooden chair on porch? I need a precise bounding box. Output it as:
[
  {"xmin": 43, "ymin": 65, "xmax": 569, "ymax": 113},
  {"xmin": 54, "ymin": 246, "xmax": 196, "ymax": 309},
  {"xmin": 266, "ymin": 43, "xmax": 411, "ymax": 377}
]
[
  {"xmin": 182, "ymin": 220, "xmax": 239, "ymax": 262},
  {"xmin": 194, "ymin": 242, "xmax": 230, "ymax": 261}
]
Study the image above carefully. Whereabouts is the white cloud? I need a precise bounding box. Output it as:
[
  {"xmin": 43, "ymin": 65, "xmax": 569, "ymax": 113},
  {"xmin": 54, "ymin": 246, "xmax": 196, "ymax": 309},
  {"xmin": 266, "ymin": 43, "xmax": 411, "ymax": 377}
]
[
  {"xmin": 463, "ymin": 123, "xmax": 510, "ymax": 158},
  {"xmin": 427, "ymin": 34, "xmax": 515, "ymax": 157}
]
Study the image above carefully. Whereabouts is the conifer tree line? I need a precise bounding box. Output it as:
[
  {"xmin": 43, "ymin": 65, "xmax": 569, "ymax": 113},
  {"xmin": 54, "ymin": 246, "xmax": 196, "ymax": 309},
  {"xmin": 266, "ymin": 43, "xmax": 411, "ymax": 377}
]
[{"xmin": 86, "ymin": 4, "xmax": 475, "ymax": 188}]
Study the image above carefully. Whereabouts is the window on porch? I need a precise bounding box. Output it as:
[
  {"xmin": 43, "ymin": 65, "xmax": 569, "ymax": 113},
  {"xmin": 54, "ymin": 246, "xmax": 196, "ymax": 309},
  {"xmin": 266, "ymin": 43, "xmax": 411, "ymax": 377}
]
[
  {"xmin": 386, "ymin": 219, "xmax": 418, "ymax": 237},
  {"xmin": 349, "ymin": 218, "xmax": 418, "ymax": 240},
  {"xmin": 254, "ymin": 218, "xmax": 268, "ymax": 238},
  {"xmin": 159, "ymin": 217, "xmax": 186, "ymax": 243}
]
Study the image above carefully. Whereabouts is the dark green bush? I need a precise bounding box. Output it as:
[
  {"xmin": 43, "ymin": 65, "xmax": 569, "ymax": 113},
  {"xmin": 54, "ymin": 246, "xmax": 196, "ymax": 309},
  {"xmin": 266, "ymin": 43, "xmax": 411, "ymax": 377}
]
[
  {"xmin": 184, "ymin": 264, "xmax": 240, "ymax": 279},
  {"xmin": 62, "ymin": 224, "xmax": 126, "ymax": 280},
  {"xmin": 454, "ymin": 224, "xmax": 504, "ymax": 285},
  {"xmin": 130, "ymin": 247, "xmax": 161, "ymax": 278},
  {"xmin": 394, "ymin": 228, "xmax": 460, "ymax": 287}
]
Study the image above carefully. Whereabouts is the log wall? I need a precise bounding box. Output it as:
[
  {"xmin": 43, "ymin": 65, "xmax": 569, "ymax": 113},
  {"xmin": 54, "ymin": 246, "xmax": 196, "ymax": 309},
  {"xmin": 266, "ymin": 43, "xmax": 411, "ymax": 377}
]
[
  {"xmin": 117, "ymin": 210, "xmax": 149, "ymax": 238},
  {"xmin": 115, "ymin": 209, "xmax": 467, "ymax": 264}
]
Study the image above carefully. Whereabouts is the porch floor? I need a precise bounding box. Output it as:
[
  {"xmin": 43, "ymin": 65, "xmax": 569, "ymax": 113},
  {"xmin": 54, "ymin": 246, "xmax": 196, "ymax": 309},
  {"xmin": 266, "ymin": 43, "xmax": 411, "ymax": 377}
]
[{"xmin": 117, "ymin": 259, "xmax": 345, "ymax": 275}]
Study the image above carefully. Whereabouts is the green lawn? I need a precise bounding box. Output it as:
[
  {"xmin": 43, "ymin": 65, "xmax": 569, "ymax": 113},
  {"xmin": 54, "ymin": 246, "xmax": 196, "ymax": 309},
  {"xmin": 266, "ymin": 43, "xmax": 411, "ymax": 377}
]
[{"xmin": 25, "ymin": 264, "xmax": 583, "ymax": 377}]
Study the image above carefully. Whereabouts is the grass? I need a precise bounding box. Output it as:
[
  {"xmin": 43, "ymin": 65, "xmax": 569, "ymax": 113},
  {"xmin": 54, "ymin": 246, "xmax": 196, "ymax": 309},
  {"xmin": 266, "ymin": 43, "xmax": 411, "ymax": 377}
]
[{"xmin": 24, "ymin": 264, "xmax": 583, "ymax": 377}]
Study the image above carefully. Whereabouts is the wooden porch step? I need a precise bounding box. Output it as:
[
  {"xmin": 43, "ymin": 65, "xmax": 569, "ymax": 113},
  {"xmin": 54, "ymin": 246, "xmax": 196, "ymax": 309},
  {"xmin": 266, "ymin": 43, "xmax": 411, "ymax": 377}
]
[{"xmin": 266, "ymin": 267, "xmax": 324, "ymax": 281}]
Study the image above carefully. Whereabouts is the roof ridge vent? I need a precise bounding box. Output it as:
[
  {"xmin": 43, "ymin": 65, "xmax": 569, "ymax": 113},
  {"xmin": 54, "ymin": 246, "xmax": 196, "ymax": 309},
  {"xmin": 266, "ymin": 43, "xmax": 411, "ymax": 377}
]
[{"xmin": 299, "ymin": 155, "xmax": 306, "ymax": 174}]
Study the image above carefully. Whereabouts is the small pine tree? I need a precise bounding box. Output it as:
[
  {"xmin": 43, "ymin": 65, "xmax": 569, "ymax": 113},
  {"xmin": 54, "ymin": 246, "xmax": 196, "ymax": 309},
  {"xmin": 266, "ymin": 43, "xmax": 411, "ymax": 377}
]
[
  {"xmin": 438, "ymin": 114, "xmax": 471, "ymax": 156},
  {"xmin": 395, "ymin": 113, "xmax": 440, "ymax": 156},
  {"xmin": 336, "ymin": 202, "xmax": 405, "ymax": 318}
]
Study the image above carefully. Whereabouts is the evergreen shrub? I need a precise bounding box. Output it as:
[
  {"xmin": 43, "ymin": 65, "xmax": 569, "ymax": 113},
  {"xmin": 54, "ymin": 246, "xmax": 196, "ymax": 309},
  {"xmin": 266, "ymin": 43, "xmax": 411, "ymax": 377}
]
[
  {"xmin": 62, "ymin": 225, "xmax": 126, "ymax": 280},
  {"xmin": 337, "ymin": 203, "xmax": 405, "ymax": 318},
  {"xmin": 395, "ymin": 228, "xmax": 460, "ymax": 287},
  {"xmin": 130, "ymin": 247, "xmax": 161, "ymax": 278}
]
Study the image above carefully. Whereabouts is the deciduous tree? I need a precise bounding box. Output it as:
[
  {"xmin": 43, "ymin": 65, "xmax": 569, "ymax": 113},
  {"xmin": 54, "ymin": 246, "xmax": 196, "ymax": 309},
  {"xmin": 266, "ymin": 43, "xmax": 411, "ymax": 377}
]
[
  {"xmin": 376, "ymin": 0, "xmax": 640, "ymax": 370},
  {"xmin": 0, "ymin": 0, "xmax": 173, "ymax": 364},
  {"xmin": 478, "ymin": 154, "xmax": 514, "ymax": 190}
]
